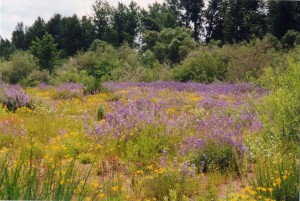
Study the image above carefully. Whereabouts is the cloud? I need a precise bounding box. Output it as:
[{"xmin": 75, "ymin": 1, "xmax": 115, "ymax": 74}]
[{"xmin": 0, "ymin": 0, "xmax": 164, "ymax": 40}]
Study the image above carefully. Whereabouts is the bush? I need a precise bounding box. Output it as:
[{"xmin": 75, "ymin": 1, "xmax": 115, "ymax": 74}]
[
  {"xmin": 0, "ymin": 51, "xmax": 37, "ymax": 84},
  {"xmin": 0, "ymin": 84, "xmax": 31, "ymax": 111},
  {"xmin": 257, "ymin": 57, "xmax": 300, "ymax": 144},
  {"xmin": 97, "ymin": 105, "xmax": 105, "ymax": 120},
  {"xmin": 23, "ymin": 69, "xmax": 52, "ymax": 86},
  {"xmin": 281, "ymin": 30, "xmax": 300, "ymax": 49},
  {"xmin": 193, "ymin": 142, "xmax": 240, "ymax": 174},
  {"xmin": 78, "ymin": 153, "xmax": 95, "ymax": 164},
  {"xmin": 173, "ymin": 48, "xmax": 227, "ymax": 83},
  {"xmin": 52, "ymin": 83, "xmax": 84, "ymax": 100},
  {"xmin": 221, "ymin": 39, "xmax": 283, "ymax": 81}
]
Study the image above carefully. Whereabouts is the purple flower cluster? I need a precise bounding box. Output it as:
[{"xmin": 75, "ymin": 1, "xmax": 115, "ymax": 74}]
[
  {"xmin": 1, "ymin": 84, "xmax": 31, "ymax": 111},
  {"xmin": 103, "ymin": 81, "xmax": 268, "ymax": 95},
  {"xmin": 85, "ymin": 82, "xmax": 266, "ymax": 166},
  {"xmin": 57, "ymin": 82, "xmax": 84, "ymax": 92}
]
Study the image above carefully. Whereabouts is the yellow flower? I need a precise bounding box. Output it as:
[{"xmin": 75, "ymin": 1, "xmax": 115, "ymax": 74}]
[
  {"xmin": 92, "ymin": 179, "xmax": 99, "ymax": 188},
  {"xmin": 147, "ymin": 165, "xmax": 153, "ymax": 170},
  {"xmin": 112, "ymin": 185, "xmax": 119, "ymax": 192},
  {"xmin": 268, "ymin": 188, "xmax": 273, "ymax": 192},
  {"xmin": 261, "ymin": 187, "xmax": 267, "ymax": 192},
  {"xmin": 85, "ymin": 197, "xmax": 91, "ymax": 201},
  {"xmin": 60, "ymin": 180, "xmax": 64, "ymax": 185},
  {"xmin": 98, "ymin": 193, "xmax": 105, "ymax": 198},
  {"xmin": 258, "ymin": 196, "xmax": 262, "ymax": 199},
  {"xmin": 282, "ymin": 175, "xmax": 287, "ymax": 180},
  {"xmin": 275, "ymin": 178, "xmax": 281, "ymax": 184}
]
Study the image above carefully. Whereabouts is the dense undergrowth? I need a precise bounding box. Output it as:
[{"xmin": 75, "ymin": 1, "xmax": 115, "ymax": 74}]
[{"xmin": 0, "ymin": 50, "xmax": 299, "ymax": 200}]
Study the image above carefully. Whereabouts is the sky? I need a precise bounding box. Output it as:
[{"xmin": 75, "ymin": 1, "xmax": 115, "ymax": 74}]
[{"xmin": 0, "ymin": 0, "xmax": 164, "ymax": 40}]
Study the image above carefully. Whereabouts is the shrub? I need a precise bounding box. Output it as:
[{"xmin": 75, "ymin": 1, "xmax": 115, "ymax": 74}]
[
  {"xmin": 193, "ymin": 142, "xmax": 240, "ymax": 174},
  {"xmin": 0, "ymin": 84, "xmax": 31, "ymax": 111},
  {"xmin": 97, "ymin": 105, "xmax": 105, "ymax": 121},
  {"xmin": 52, "ymin": 83, "xmax": 84, "ymax": 100},
  {"xmin": 23, "ymin": 69, "xmax": 52, "ymax": 86},
  {"xmin": 0, "ymin": 51, "xmax": 37, "ymax": 84},
  {"xmin": 281, "ymin": 30, "xmax": 300, "ymax": 49},
  {"xmin": 78, "ymin": 153, "xmax": 95, "ymax": 164},
  {"xmin": 256, "ymin": 58, "xmax": 300, "ymax": 145},
  {"xmin": 173, "ymin": 48, "xmax": 227, "ymax": 83}
]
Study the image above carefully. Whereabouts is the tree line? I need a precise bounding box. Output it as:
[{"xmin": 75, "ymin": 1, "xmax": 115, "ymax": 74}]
[{"xmin": 1, "ymin": 0, "xmax": 300, "ymax": 58}]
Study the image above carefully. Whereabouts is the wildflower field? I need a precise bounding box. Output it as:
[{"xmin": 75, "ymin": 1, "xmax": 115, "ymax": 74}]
[{"xmin": 0, "ymin": 73, "xmax": 299, "ymax": 200}]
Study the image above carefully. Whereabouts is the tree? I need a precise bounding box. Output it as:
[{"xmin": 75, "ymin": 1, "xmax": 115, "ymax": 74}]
[
  {"xmin": 267, "ymin": 1, "xmax": 300, "ymax": 38},
  {"xmin": 12, "ymin": 22, "xmax": 26, "ymax": 50},
  {"xmin": 81, "ymin": 15, "xmax": 96, "ymax": 51},
  {"xmin": 141, "ymin": 2, "xmax": 178, "ymax": 32},
  {"xmin": 180, "ymin": 0, "xmax": 205, "ymax": 42},
  {"xmin": 205, "ymin": 0, "xmax": 225, "ymax": 43},
  {"xmin": 223, "ymin": 0, "xmax": 266, "ymax": 43},
  {"xmin": 60, "ymin": 14, "xmax": 84, "ymax": 56},
  {"xmin": 29, "ymin": 33, "xmax": 60, "ymax": 73},
  {"xmin": 25, "ymin": 17, "xmax": 46, "ymax": 49},
  {"xmin": 141, "ymin": 27, "xmax": 196, "ymax": 65},
  {"xmin": 92, "ymin": 0, "xmax": 113, "ymax": 41},
  {"xmin": 109, "ymin": 2, "xmax": 140, "ymax": 47},
  {"xmin": 46, "ymin": 14, "xmax": 63, "ymax": 49},
  {"xmin": 0, "ymin": 36, "xmax": 15, "ymax": 59}
]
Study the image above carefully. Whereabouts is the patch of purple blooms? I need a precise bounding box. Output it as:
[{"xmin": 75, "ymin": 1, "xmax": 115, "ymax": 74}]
[
  {"xmin": 1, "ymin": 84, "xmax": 31, "ymax": 111},
  {"xmin": 57, "ymin": 82, "xmax": 84, "ymax": 92},
  {"xmin": 85, "ymin": 82, "xmax": 266, "ymax": 169}
]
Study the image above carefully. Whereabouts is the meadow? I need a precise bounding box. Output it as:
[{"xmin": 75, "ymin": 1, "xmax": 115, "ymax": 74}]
[{"xmin": 0, "ymin": 62, "xmax": 299, "ymax": 201}]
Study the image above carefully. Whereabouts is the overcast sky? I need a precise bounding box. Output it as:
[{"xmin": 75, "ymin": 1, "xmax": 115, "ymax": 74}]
[{"xmin": 0, "ymin": 0, "xmax": 164, "ymax": 40}]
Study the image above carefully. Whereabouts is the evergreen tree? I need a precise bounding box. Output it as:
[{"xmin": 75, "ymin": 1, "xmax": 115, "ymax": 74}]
[
  {"xmin": 29, "ymin": 33, "xmax": 60, "ymax": 73},
  {"xmin": 11, "ymin": 22, "xmax": 26, "ymax": 50},
  {"xmin": 179, "ymin": 0, "xmax": 205, "ymax": 42},
  {"xmin": 60, "ymin": 14, "xmax": 84, "ymax": 56},
  {"xmin": 81, "ymin": 15, "xmax": 96, "ymax": 51},
  {"xmin": 0, "ymin": 36, "xmax": 15, "ymax": 59},
  {"xmin": 92, "ymin": 0, "xmax": 113, "ymax": 41},
  {"xmin": 223, "ymin": 0, "xmax": 266, "ymax": 43},
  {"xmin": 46, "ymin": 14, "xmax": 63, "ymax": 49},
  {"xmin": 141, "ymin": 2, "xmax": 178, "ymax": 32},
  {"xmin": 109, "ymin": 2, "xmax": 140, "ymax": 47},
  {"xmin": 25, "ymin": 17, "xmax": 46, "ymax": 48},
  {"xmin": 267, "ymin": 0, "xmax": 300, "ymax": 38},
  {"xmin": 205, "ymin": 0, "xmax": 226, "ymax": 43}
]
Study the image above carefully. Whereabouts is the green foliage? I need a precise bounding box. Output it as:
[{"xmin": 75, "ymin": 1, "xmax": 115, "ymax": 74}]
[
  {"xmin": 0, "ymin": 51, "xmax": 38, "ymax": 84},
  {"xmin": 142, "ymin": 27, "xmax": 196, "ymax": 65},
  {"xmin": 173, "ymin": 47, "xmax": 227, "ymax": 83},
  {"xmin": 249, "ymin": 158, "xmax": 299, "ymax": 201},
  {"xmin": 267, "ymin": 1, "xmax": 300, "ymax": 38},
  {"xmin": 78, "ymin": 153, "xmax": 95, "ymax": 164},
  {"xmin": 223, "ymin": 0, "xmax": 266, "ymax": 43},
  {"xmin": 29, "ymin": 33, "xmax": 60, "ymax": 74},
  {"xmin": 281, "ymin": 30, "xmax": 300, "ymax": 49},
  {"xmin": 257, "ymin": 57, "xmax": 300, "ymax": 143},
  {"xmin": 97, "ymin": 105, "xmax": 105, "ymax": 120},
  {"xmin": 141, "ymin": 2, "xmax": 179, "ymax": 32},
  {"xmin": 24, "ymin": 17, "xmax": 46, "ymax": 49},
  {"xmin": 0, "ymin": 37, "xmax": 15, "ymax": 59},
  {"xmin": 60, "ymin": 14, "xmax": 84, "ymax": 57},
  {"xmin": 221, "ymin": 38, "xmax": 283, "ymax": 81},
  {"xmin": 23, "ymin": 69, "xmax": 51, "ymax": 86},
  {"xmin": 123, "ymin": 125, "xmax": 170, "ymax": 167},
  {"xmin": 193, "ymin": 142, "xmax": 240, "ymax": 175},
  {"xmin": 0, "ymin": 152, "xmax": 93, "ymax": 200},
  {"xmin": 11, "ymin": 22, "xmax": 26, "ymax": 50}
]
